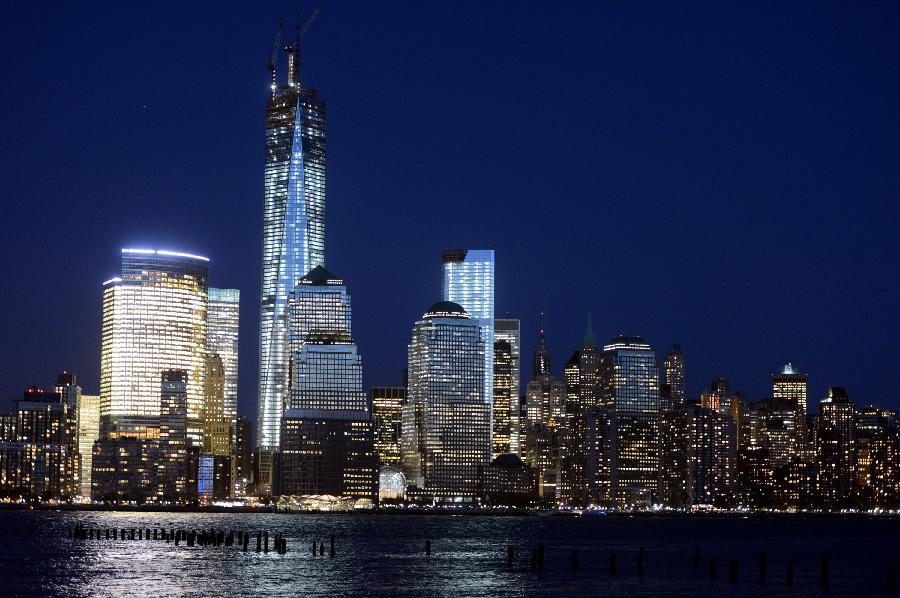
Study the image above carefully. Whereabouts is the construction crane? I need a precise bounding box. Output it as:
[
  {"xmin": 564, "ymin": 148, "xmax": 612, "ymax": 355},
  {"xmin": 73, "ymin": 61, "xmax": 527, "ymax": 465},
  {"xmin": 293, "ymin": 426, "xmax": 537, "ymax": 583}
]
[
  {"xmin": 267, "ymin": 18, "xmax": 284, "ymax": 91},
  {"xmin": 268, "ymin": 2, "xmax": 328, "ymax": 88}
]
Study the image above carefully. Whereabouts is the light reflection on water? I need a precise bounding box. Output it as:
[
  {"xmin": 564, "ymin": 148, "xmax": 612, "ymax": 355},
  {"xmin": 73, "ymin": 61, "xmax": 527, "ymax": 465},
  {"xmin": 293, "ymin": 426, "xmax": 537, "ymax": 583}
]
[{"xmin": 2, "ymin": 511, "xmax": 898, "ymax": 597}]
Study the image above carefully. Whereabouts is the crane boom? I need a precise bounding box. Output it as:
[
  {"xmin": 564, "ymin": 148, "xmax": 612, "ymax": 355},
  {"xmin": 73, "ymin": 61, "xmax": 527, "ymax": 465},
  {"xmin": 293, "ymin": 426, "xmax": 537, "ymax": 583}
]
[
  {"xmin": 299, "ymin": 0, "xmax": 328, "ymax": 41},
  {"xmin": 267, "ymin": 18, "xmax": 284, "ymax": 72}
]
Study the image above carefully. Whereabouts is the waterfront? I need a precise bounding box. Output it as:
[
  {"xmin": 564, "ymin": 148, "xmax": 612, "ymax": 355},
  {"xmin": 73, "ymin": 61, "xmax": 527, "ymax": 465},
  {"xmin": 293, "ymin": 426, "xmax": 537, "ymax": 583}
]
[{"xmin": 1, "ymin": 512, "xmax": 897, "ymax": 597}]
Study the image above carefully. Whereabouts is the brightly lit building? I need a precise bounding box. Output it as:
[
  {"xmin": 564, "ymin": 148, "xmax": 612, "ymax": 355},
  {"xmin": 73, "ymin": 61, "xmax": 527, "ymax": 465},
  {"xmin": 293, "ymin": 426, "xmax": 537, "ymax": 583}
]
[
  {"xmin": 772, "ymin": 363, "xmax": 808, "ymax": 447},
  {"xmin": 441, "ymin": 250, "xmax": 495, "ymax": 419},
  {"xmin": 492, "ymin": 340, "xmax": 513, "ymax": 458},
  {"xmin": 257, "ymin": 33, "xmax": 327, "ymax": 455},
  {"xmin": 402, "ymin": 301, "xmax": 489, "ymax": 501},
  {"xmin": 158, "ymin": 370, "xmax": 197, "ymax": 502},
  {"xmin": 372, "ymin": 387, "xmax": 405, "ymax": 467},
  {"xmin": 76, "ymin": 394, "xmax": 100, "ymax": 497},
  {"xmin": 100, "ymin": 248, "xmax": 208, "ymax": 443},
  {"xmin": 494, "ymin": 319, "xmax": 521, "ymax": 454},
  {"xmin": 207, "ymin": 288, "xmax": 240, "ymax": 427},
  {"xmin": 276, "ymin": 266, "xmax": 376, "ymax": 504},
  {"xmin": 203, "ymin": 354, "xmax": 231, "ymax": 456},
  {"xmin": 597, "ymin": 335, "xmax": 660, "ymax": 508}
]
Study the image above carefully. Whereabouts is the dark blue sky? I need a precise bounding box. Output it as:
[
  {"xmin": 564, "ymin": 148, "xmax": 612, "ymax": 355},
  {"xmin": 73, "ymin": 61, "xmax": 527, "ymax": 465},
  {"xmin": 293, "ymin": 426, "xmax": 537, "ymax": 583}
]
[{"xmin": 1, "ymin": 1, "xmax": 897, "ymax": 419}]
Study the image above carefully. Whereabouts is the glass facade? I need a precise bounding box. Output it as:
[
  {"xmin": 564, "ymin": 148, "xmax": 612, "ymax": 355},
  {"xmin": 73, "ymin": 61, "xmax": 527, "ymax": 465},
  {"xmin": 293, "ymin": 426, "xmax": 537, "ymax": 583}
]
[
  {"xmin": 402, "ymin": 302, "xmax": 489, "ymax": 499},
  {"xmin": 492, "ymin": 340, "xmax": 513, "ymax": 458},
  {"xmin": 290, "ymin": 337, "xmax": 367, "ymax": 413},
  {"xmin": 100, "ymin": 248, "xmax": 208, "ymax": 443},
  {"xmin": 258, "ymin": 61, "xmax": 326, "ymax": 450},
  {"xmin": 372, "ymin": 387, "xmax": 405, "ymax": 467},
  {"xmin": 76, "ymin": 394, "xmax": 100, "ymax": 497},
  {"xmin": 598, "ymin": 335, "xmax": 660, "ymax": 507},
  {"xmin": 207, "ymin": 288, "xmax": 240, "ymax": 427},
  {"xmin": 662, "ymin": 345, "xmax": 685, "ymax": 411},
  {"xmin": 441, "ymin": 250, "xmax": 495, "ymax": 414}
]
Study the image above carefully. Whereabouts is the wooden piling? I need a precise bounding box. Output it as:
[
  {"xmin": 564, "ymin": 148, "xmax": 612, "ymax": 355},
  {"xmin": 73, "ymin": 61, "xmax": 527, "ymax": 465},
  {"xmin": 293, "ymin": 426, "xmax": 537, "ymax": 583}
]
[
  {"xmin": 729, "ymin": 560, "xmax": 738, "ymax": 583},
  {"xmin": 821, "ymin": 552, "xmax": 830, "ymax": 588},
  {"xmin": 710, "ymin": 559, "xmax": 717, "ymax": 582},
  {"xmin": 571, "ymin": 551, "xmax": 579, "ymax": 571},
  {"xmin": 538, "ymin": 543, "xmax": 544, "ymax": 569},
  {"xmin": 693, "ymin": 544, "xmax": 699, "ymax": 567},
  {"xmin": 610, "ymin": 553, "xmax": 616, "ymax": 576},
  {"xmin": 759, "ymin": 552, "xmax": 767, "ymax": 583},
  {"xmin": 319, "ymin": 542, "xmax": 324, "ymax": 557},
  {"xmin": 506, "ymin": 545, "xmax": 514, "ymax": 567},
  {"xmin": 425, "ymin": 539, "xmax": 431, "ymax": 556},
  {"xmin": 330, "ymin": 535, "xmax": 335, "ymax": 558},
  {"xmin": 887, "ymin": 566, "xmax": 896, "ymax": 590},
  {"xmin": 638, "ymin": 546, "xmax": 645, "ymax": 576},
  {"xmin": 787, "ymin": 559, "xmax": 794, "ymax": 585}
]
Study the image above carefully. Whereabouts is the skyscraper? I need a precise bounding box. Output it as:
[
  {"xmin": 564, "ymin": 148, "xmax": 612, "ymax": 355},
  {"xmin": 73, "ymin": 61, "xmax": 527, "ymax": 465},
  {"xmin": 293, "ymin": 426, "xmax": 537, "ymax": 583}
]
[
  {"xmin": 441, "ymin": 249, "xmax": 495, "ymax": 416},
  {"xmin": 257, "ymin": 31, "xmax": 327, "ymax": 453},
  {"xmin": 597, "ymin": 335, "xmax": 660, "ymax": 507},
  {"xmin": 772, "ymin": 363, "xmax": 808, "ymax": 446},
  {"xmin": 158, "ymin": 370, "xmax": 196, "ymax": 501},
  {"xmin": 276, "ymin": 266, "xmax": 376, "ymax": 504},
  {"xmin": 207, "ymin": 288, "xmax": 240, "ymax": 426},
  {"xmin": 100, "ymin": 248, "xmax": 208, "ymax": 442},
  {"xmin": 75, "ymin": 394, "xmax": 100, "ymax": 498},
  {"xmin": 203, "ymin": 354, "xmax": 231, "ymax": 456},
  {"xmin": 662, "ymin": 345, "xmax": 685, "ymax": 411},
  {"xmin": 492, "ymin": 340, "xmax": 513, "ymax": 458},
  {"xmin": 402, "ymin": 301, "xmax": 489, "ymax": 500},
  {"xmin": 494, "ymin": 319, "xmax": 521, "ymax": 454},
  {"xmin": 816, "ymin": 387, "xmax": 856, "ymax": 507},
  {"xmin": 372, "ymin": 387, "xmax": 405, "ymax": 467},
  {"xmin": 532, "ymin": 329, "xmax": 551, "ymax": 378}
]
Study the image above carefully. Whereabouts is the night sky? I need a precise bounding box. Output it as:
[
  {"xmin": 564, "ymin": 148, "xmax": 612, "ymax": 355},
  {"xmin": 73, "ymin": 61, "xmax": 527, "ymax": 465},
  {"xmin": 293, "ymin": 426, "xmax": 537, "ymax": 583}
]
[{"xmin": 1, "ymin": 1, "xmax": 897, "ymax": 422}]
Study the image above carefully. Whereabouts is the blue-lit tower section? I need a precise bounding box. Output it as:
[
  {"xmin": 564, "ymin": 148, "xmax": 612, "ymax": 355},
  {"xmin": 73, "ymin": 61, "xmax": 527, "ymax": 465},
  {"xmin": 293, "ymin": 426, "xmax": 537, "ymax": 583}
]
[
  {"xmin": 257, "ymin": 37, "xmax": 326, "ymax": 454},
  {"xmin": 441, "ymin": 249, "xmax": 495, "ymax": 412}
]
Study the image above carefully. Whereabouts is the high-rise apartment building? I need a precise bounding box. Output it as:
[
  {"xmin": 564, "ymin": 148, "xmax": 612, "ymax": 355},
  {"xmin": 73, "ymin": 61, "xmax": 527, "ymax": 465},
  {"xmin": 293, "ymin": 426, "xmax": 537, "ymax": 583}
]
[
  {"xmin": 494, "ymin": 319, "xmax": 521, "ymax": 454},
  {"xmin": 402, "ymin": 301, "xmax": 489, "ymax": 500},
  {"xmin": 76, "ymin": 394, "xmax": 100, "ymax": 497},
  {"xmin": 772, "ymin": 363, "xmax": 808, "ymax": 446},
  {"xmin": 257, "ymin": 34, "xmax": 327, "ymax": 453},
  {"xmin": 441, "ymin": 249, "xmax": 495, "ymax": 423},
  {"xmin": 207, "ymin": 288, "xmax": 240, "ymax": 426},
  {"xmin": 372, "ymin": 387, "xmax": 405, "ymax": 467},
  {"xmin": 816, "ymin": 387, "xmax": 856, "ymax": 507},
  {"xmin": 100, "ymin": 248, "xmax": 208, "ymax": 442}
]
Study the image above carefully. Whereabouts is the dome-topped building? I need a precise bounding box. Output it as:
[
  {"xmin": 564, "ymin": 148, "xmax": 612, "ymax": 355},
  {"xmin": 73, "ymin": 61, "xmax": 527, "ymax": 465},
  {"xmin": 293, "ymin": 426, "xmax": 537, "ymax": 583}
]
[{"xmin": 423, "ymin": 301, "xmax": 469, "ymax": 319}]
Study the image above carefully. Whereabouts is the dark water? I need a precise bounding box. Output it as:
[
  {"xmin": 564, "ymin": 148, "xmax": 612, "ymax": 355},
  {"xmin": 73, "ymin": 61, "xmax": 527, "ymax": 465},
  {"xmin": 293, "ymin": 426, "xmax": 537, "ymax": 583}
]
[{"xmin": 1, "ymin": 511, "xmax": 897, "ymax": 597}]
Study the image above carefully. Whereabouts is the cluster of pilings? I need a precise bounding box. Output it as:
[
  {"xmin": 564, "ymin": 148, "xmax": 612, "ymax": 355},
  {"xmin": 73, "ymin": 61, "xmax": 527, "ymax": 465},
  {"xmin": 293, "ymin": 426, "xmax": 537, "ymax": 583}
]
[
  {"xmin": 67, "ymin": 524, "xmax": 290, "ymax": 555},
  {"xmin": 493, "ymin": 541, "xmax": 897, "ymax": 590}
]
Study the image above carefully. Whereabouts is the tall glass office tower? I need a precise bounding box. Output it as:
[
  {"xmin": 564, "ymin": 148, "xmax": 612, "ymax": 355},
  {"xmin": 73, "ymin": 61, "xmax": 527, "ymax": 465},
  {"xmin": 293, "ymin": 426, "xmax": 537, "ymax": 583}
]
[
  {"xmin": 402, "ymin": 301, "xmax": 489, "ymax": 500},
  {"xmin": 441, "ymin": 249, "xmax": 494, "ymax": 412},
  {"xmin": 100, "ymin": 249, "xmax": 208, "ymax": 443},
  {"xmin": 207, "ymin": 288, "xmax": 239, "ymax": 426},
  {"xmin": 258, "ymin": 36, "xmax": 326, "ymax": 451},
  {"xmin": 598, "ymin": 335, "xmax": 660, "ymax": 507}
]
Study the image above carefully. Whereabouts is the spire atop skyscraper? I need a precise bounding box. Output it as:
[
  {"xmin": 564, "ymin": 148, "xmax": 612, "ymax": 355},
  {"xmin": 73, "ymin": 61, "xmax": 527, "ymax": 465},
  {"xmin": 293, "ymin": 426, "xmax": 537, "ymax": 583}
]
[
  {"xmin": 582, "ymin": 313, "xmax": 598, "ymax": 348},
  {"xmin": 533, "ymin": 328, "xmax": 551, "ymax": 378}
]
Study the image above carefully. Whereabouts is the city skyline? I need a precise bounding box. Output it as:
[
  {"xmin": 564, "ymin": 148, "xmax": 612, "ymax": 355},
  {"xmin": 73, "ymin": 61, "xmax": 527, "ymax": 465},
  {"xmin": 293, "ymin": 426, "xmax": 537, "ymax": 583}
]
[{"xmin": 1, "ymin": 1, "xmax": 897, "ymax": 422}]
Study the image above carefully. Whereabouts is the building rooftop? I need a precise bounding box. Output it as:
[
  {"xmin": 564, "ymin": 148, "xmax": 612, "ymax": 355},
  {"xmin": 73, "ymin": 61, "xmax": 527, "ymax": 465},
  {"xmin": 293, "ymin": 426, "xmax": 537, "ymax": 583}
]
[
  {"xmin": 490, "ymin": 453, "xmax": 526, "ymax": 468},
  {"xmin": 299, "ymin": 265, "xmax": 342, "ymax": 285},
  {"xmin": 603, "ymin": 334, "xmax": 651, "ymax": 351},
  {"xmin": 423, "ymin": 301, "xmax": 469, "ymax": 319}
]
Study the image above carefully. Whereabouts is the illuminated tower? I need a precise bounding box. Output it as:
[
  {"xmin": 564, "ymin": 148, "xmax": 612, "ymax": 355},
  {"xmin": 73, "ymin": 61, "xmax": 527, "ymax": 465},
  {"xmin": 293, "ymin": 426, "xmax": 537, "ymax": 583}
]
[
  {"xmin": 257, "ymin": 23, "xmax": 327, "ymax": 452},
  {"xmin": 441, "ymin": 249, "xmax": 495, "ymax": 415},
  {"xmin": 772, "ymin": 363, "xmax": 808, "ymax": 445},
  {"xmin": 402, "ymin": 301, "xmax": 489, "ymax": 500},
  {"xmin": 100, "ymin": 248, "xmax": 208, "ymax": 442},
  {"xmin": 494, "ymin": 319, "xmax": 521, "ymax": 454},
  {"xmin": 207, "ymin": 288, "xmax": 240, "ymax": 427}
]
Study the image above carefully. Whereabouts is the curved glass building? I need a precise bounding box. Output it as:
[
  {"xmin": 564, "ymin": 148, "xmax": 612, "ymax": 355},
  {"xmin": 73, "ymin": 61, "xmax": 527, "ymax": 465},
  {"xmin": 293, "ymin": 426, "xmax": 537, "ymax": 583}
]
[{"xmin": 100, "ymin": 248, "xmax": 208, "ymax": 443}]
